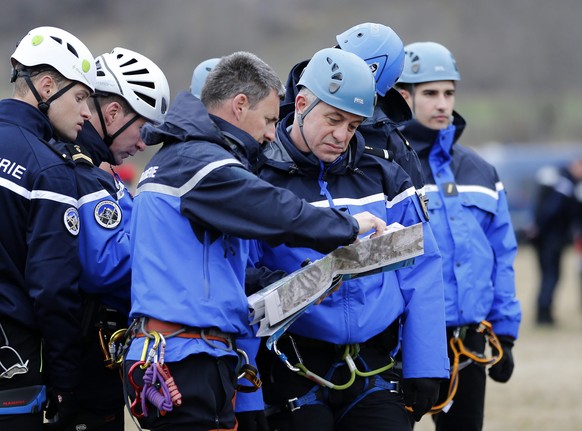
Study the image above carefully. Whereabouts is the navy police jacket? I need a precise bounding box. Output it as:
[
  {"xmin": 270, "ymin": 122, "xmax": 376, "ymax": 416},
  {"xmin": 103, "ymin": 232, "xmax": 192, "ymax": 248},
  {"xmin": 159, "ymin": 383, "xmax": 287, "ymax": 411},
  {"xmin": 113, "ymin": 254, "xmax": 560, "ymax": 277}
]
[
  {"xmin": 256, "ymin": 113, "xmax": 450, "ymax": 379},
  {"xmin": 0, "ymin": 99, "xmax": 82, "ymax": 389},
  {"xmin": 400, "ymin": 113, "xmax": 521, "ymax": 338},
  {"xmin": 127, "ymin": 91, "xmax": 361, "ymax": 362},
  {"xmin": 60, "ymin": 122, "xmax": 133, "ymax": 315},
  {"xmin": 532, "ymin": 164, "xmax": 582, "ymax": 245},
  {"xmin": 282, "ymin": 59, "xmax": 424, "ymax": 190}
]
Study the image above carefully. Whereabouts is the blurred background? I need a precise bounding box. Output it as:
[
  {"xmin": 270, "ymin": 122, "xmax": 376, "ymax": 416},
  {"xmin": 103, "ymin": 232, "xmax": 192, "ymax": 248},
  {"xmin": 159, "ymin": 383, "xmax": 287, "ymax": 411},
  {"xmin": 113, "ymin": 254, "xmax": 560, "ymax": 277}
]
[
  {"xmin": 2, "ymin": 0, "xmax": 582, "ymax": 145},
  {"xmin": 3, "ymin": 0, "xmax": 582, "ymax": 233}
]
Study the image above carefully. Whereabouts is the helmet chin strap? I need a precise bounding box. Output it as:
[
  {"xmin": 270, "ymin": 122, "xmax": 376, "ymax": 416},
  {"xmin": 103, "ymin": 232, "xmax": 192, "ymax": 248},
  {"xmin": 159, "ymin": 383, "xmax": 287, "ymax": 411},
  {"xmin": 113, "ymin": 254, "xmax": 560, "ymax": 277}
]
[
  {"xmin": 92, "ymin": 96, "xmax": 140, "ymax": 147},
  {"xmin": 409, "ymin": 84, "xmax": 417, "ymax": 120},
  {"xmin": 297, "ymin": 98, "xmax": 320, "ymax": 154},
  {"xmin": 16, "ymin": 69, "xmax": 76, "ymax": 114}
]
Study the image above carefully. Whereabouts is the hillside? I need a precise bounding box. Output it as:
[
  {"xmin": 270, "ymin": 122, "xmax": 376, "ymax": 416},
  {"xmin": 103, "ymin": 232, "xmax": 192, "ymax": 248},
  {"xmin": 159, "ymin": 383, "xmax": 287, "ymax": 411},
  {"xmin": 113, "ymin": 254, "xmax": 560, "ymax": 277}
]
[{"xmin": 1, "ymin": 0, "xmax": 581, "ymax": 146}]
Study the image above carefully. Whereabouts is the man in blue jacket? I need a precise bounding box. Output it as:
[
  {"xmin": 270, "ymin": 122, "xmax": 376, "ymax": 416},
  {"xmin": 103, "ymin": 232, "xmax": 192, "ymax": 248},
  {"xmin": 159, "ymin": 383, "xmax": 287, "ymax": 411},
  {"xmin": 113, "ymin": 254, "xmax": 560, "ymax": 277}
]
[
  {"xmin": 123, "ymin": 51, "xmax": 386, "ymax": 431},
  {"xmin": 59, "ymin": 47, "xmax": 170, "ymax": 431},
  {"xmin": 395, "ymin": 42, "xmax": 521, "ymax": 431},
  {"xmin": 254, "ymin": 47, "xmax": 449, "ymax": 431},
  {"xmin": 0, "ymin": 26, "xmax": 96, "ymax": 430},
  {"xmin": 190, "ymin": 56, "xmax": 271, "ymax": 431}
]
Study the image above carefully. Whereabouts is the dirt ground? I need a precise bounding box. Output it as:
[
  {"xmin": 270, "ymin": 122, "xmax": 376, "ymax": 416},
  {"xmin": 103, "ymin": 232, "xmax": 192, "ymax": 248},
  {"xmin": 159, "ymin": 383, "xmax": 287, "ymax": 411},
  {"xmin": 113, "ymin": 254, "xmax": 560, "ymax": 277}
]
[
  {"xmin": 415, "ymin": 244, "xmax": 582, "ymax": 431},
  {"xmin": 124, "ymin": 244, "xmax": 582, "ymax": 430}
]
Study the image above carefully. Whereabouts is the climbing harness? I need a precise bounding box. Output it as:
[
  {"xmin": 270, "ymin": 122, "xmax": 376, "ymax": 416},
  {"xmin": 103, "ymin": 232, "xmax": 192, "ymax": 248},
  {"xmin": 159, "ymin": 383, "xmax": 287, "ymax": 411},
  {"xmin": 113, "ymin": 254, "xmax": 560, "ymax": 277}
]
[
  {"xmin": 123, "ymin": 317, "xmax": 260, "ymax": 420},
  {"xmin": 422, "ymin": 320, "xmax": 503, "ymax": 415},
  {"xmin": 268, "ymin": 335, "xmax": 397, "ymax": 417},
  {"xmin": 273, "ymin": 338, "xmax": 394, "ymax": 390},
  {"xmin": 135, "ymin": 318, "xmax": 234, "ymax": 352}
]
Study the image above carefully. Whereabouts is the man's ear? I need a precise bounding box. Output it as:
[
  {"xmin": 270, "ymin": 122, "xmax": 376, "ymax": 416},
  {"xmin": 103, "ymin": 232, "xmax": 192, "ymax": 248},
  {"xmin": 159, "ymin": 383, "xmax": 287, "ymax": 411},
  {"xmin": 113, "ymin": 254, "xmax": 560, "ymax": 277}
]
[
  {"xmin": 37, "ymin": 74, "xmax": 57, "ymax": 101},
  {"xmin": 397, "ymin": 88, "xmax": 410, "ymax": 100},
  {"xmin": 397, "ymin": 88, "xmax": 413, "ymax": 109},
  {"xmin": 232, "ymin": 93, "xmax": 249, "ymax": 121},
  {"xmin": 104, "ymin": 101, "xmax": 122, "ymax": 126},
  {"xmin": 295, "ymin": 94, "xmax": 308, "ymax": 126}
]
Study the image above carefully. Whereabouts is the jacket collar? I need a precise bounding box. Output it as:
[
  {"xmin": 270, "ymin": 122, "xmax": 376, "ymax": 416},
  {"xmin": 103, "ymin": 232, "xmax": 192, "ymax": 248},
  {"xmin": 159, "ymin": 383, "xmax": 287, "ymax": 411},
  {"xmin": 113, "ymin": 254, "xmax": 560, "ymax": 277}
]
[
  {"xmin": 74, "ymin": 121, "xmax": 114, "ymax": 166},
  {"xmin": 263, "ymin": 111, "xmax": 364, "ymax": 177},
  {"xmin": 210, "ymin": 114, "xmax": 262, "ymax": 171},
  {"xmin": 0, "ymin": 99, "xmax": 55, "ymax": 143}
]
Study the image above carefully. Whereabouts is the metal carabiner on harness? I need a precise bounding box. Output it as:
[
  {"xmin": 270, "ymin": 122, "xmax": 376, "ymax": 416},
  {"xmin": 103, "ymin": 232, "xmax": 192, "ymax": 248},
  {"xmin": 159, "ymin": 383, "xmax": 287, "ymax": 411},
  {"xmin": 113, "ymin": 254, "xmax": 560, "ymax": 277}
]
[
  {"xmin": 140, "ymin": 331, "xmax": 161, "ymax": 370},
  {"xmin": 236, "ymin": 348, "xmax": 262, "ymax": 393},
  {"xmin": 272, "ymin": 338, "xmax": 302, "ymax": 373},
  {"xmin": 105, "ymin": 327, "xmax": 133, "ymax": 370},
  {"xmin": 127, "ymin": 360, "xmax": 147, "ymax": 419}
]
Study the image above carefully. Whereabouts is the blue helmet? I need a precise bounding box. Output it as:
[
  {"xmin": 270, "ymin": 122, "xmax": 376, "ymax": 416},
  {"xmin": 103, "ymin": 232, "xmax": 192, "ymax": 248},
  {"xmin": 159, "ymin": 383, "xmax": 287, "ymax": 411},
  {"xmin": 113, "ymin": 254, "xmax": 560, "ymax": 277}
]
[
  {"xmin": 190, "ymin": 57, "xmax": 220, "ymax": 98},
  {"xmin": 398, "ymin": 42, "xmax": 460, "ymax": 84},
  {"xmin": 336, "ymin": 22, "xmax": 404, "ymax": 97},
  {"xmin": 297, "ymin": 47, "xmax": 376, "ymax": 118}
]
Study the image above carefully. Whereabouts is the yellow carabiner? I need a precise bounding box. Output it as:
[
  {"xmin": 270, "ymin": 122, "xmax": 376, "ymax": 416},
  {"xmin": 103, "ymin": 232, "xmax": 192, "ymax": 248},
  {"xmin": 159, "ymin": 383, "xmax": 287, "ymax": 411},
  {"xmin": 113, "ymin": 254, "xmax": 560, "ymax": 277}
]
[{"xmin": 140, "ymin": 331, "xmax": 161, "ymax": 369}]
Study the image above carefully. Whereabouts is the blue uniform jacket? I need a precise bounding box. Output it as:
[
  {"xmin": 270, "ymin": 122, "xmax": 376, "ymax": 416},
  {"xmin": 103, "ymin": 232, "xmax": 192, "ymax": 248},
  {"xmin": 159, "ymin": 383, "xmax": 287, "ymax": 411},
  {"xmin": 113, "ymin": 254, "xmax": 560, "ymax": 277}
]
[
  {"xmin": 0, "ymin": 99, "xmax": 82, "ymax": 389},
  {"xmin": 255, "ymin": 113, "xmax": 450, "ymax": 379},
  {"xmin": 61, "ymin": 122, "xmax": 133, "ymax": 315},
  {"xmin": 400, "ymin": 113, "xmax": 521, "ymax": 338},
  {"xmin": 127, "ymin": 91, "xmax": 360, "ymax": 362}
]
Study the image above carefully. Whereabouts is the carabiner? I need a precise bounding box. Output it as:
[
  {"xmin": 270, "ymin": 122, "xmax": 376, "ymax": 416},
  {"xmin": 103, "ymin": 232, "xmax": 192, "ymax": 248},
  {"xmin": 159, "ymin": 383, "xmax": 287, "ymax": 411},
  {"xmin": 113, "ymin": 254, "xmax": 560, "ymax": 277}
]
[
  {"xmin": 128, "ymin": 361, "xmax": 147, "ymax": 418},
  {"xmin": 272, "ymin": 339, "xmax": 301, "ymax": 373},
  {"xmin": 141, "ymin": 331, "xmax": 161, "ymax": 369}
]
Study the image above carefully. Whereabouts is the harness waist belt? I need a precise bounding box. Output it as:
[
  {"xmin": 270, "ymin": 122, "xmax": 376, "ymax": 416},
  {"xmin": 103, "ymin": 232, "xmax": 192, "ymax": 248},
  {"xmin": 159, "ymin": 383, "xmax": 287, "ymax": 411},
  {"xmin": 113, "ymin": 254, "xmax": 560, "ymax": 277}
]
[{"xmin": 137, "ymin": 318, "xmax": 234, "ymax": 347}]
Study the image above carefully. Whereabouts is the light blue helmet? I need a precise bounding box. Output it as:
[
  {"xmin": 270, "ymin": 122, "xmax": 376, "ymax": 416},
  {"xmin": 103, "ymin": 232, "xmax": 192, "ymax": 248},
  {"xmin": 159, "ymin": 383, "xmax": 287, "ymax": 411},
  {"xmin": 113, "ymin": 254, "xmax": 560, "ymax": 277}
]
[
  {"xmin": 398, "ymin": 42, "xmax": 460, "ymax": 84},
  {"xmin": 190, "ymin": 57, "xmax": 220, "ymax": 98},
  {"xmin": 297, "ymin": 47, "xmax": 376, "ymax": 118},
  {"xmin": 336, "ymin": 22, "xmax": 404, "ymax": 97}
]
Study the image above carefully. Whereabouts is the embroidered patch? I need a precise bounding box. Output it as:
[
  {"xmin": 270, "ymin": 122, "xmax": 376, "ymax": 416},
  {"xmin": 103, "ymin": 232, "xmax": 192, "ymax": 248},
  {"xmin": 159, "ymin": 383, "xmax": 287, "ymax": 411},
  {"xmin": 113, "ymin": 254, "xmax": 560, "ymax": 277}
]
[
  {"xmin": 64, "ymin": 207, "xmax": 80, "ymax": 236},
  {"xmin": 94, "ymin": 200, "xmax": 122, "ymax": 229}
]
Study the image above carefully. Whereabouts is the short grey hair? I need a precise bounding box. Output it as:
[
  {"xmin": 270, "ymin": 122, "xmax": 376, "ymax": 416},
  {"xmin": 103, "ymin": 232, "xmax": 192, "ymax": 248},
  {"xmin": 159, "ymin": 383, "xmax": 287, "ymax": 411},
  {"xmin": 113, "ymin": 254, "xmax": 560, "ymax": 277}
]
[
  {"xmin": 201, "ymin": 51, "xmax": 285, "ymax": 110},
  {"xmin": 297, "ymin": 87, "xmax": 317, "ymax": 105}
]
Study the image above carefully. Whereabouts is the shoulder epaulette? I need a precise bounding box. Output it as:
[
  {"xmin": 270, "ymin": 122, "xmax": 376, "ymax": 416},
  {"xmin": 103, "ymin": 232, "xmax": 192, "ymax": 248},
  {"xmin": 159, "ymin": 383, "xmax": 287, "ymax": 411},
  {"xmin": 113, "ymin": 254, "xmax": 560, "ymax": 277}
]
[
  {"xmin": 41, "ymin": 138, "xmax": 75, "ymax": 165},
  {"xmin": 394, "ymin": 128, "xmax": 413, "ymax": 150},
  {"xmin": 364, "ymin": 145, "xmax": 394, "ymax": 161},
  {"xmin": 65, "ymin": 143, "xmax": 94, "ymax": 166}
]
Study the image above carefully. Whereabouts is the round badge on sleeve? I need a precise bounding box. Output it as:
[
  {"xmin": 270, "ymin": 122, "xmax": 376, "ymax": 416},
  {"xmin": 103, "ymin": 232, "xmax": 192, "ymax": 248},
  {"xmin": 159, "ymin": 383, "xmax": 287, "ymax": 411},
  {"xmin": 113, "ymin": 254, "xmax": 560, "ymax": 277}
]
[
  {"xmin": 94, "ymin": 200, "xmax": 122, "ymax": 229},
  {"xmin": 64, "ymin": 207, "xmax": 80, "ymax": 236}
]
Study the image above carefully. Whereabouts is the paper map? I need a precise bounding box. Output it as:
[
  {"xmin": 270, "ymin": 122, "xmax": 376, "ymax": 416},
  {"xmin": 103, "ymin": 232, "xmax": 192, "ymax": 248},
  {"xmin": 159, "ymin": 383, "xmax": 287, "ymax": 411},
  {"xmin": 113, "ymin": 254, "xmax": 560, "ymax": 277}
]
[{"xmin": 247, "ymin": 222, "xmax": 424, "ymax": 341}]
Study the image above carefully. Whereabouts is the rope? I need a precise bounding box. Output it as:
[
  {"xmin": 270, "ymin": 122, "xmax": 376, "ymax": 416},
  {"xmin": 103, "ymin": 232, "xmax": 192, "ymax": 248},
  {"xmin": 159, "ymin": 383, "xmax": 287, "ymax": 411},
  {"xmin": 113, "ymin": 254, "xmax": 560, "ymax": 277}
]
[
  {"xmin": 428, "ymin": 320, "xmax": 503, "ymax": 414},
  {"xmin": 142, "ymin": 363, "xmax": 174, "ymax": 416}
]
